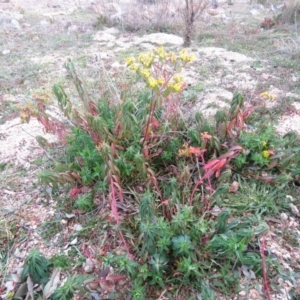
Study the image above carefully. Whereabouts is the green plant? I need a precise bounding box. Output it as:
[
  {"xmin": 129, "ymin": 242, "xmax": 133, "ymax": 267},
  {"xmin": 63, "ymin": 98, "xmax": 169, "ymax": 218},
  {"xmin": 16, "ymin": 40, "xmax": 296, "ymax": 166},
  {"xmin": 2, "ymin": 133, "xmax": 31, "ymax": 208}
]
[
  {"xmin": 21, "ymin": 250, "xmax": 51, "ymax": 284},
  {"xmin": 50, "ymin": 274, "xmax": 89, "ymax": 300},
  {"xmin": 74, "ymin": 193, "xmax": 94, "ymax": 211},
  {"xmin": 50, "ymin": 255, "xmax": 74, "ymax": 271},
  {"xmin": 22, "ymin": 45, "xmax": 300, "ymax": 298}
]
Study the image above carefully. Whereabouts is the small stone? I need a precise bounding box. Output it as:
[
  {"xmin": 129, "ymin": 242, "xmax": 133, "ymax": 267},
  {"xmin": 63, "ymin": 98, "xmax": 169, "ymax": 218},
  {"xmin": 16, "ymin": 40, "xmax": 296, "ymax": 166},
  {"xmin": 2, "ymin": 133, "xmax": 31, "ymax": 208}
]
[
  {"xmin": 239, "ymin": 291, "xmax": 246, "ymax": 296},
  {"xmin": 83, "ymin": 258, "xmax": 95, "ymax": 273},
  {"xmin": 2, "ymin": 49, "xmax": 10, "ymax": 55},
  {"xmin": 88, "ymin": 282, "xmax": 99, "ymax": 290},
  {"xmin": 249, "ymin": 288, "xmax": 261, "ymax": 299},
  {"xmin": 32, "ymin": 36, "xmax": 39, "ymax": 42},
  {"xmin": 83, "ymin": 264, "xmax": 94, "ymax": 273},
  {"xmin": 286, "ymin": 195, "xmax": 295, "ymax": 202},
  {"xmin": 73, "ymin": 224, "xmax": 83, "ymax": 231},
  {"xmin": 280, "ymin": 212, "xmax": 288, "ymax": 221},
  {"xmin": 289, "ymin": 203, "xmax": 299, "ymax": 216},
  {"xmin": 40, "ymin": 20, "xmax": 50, "ymax": 26}
]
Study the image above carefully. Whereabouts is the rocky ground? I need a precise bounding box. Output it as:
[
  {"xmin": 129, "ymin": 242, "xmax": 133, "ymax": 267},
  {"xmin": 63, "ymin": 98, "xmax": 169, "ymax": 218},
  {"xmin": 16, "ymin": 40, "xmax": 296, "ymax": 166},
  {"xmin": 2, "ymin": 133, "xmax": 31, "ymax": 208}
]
[{"xmin": 0, "ymin": 0, "xmax": 300, "ymax": 299}]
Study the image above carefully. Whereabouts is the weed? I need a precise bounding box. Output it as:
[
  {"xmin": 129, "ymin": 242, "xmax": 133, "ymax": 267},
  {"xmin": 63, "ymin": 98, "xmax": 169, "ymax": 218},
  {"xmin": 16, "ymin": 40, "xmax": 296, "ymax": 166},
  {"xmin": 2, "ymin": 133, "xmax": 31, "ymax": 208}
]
[
  {"xmin": 23, "ymin": 45, "xmax": 300, "ymax": 297},
  {"xmin": 21, "ymin": 250, "xmax": 51, "ymax": 284}
]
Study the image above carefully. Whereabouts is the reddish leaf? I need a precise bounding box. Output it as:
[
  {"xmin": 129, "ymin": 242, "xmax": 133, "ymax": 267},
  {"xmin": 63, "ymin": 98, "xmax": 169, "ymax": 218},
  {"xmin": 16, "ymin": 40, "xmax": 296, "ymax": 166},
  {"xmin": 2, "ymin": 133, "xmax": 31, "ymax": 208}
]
[{"xmin": 188, "ymin": 147, "xmax": 206, "ymax": 157}]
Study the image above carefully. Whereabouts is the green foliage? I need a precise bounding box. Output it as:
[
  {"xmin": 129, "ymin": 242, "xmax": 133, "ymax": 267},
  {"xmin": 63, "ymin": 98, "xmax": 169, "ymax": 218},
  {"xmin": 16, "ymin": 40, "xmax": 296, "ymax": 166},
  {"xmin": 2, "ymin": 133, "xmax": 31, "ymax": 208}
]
[
  {"xmin": 50, "ymin": 255, "xmax": 73, "ymax": 271},
  {"xmin": 74, "ymin": 193, "xmax": 94, "ymax": 211},
  {"xmin": 21, "ymin": 250, "xmax": 51, "ymax": 284},
  {"xmin": 26, "ymin": 47, "xmax": 300, "ymax": 298},
  {"xmin": 50, "ymin": 275, "xmax": 89, "ymax": 300}
]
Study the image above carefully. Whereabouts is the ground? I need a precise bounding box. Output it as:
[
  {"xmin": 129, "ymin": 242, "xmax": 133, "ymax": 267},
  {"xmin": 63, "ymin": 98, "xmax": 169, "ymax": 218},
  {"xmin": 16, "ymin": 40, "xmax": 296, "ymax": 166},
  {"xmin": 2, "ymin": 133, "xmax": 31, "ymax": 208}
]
[{"xmin": 0, "ymin": 0, "xmax": 300, "ymax": 299}]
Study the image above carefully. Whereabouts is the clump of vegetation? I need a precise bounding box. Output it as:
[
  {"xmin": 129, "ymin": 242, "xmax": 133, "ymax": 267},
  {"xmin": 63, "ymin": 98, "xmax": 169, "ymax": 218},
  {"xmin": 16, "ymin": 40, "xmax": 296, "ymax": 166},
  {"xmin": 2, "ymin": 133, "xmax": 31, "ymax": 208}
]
[
  {"xmin": 19, "ymin": 46, "xmax": 300, "ymax": 298},
  {"xmin": 280, "ymin": 0, "xmax": 300, "ymax": 24},
  {"xmin": 3, "ymin": 250, "xmax": 90, "ymax": 300}
]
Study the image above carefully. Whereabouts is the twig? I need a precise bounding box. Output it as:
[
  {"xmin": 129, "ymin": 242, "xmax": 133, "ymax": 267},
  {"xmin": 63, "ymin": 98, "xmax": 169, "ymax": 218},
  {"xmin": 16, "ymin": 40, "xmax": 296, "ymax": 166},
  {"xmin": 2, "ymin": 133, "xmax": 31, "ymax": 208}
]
[{"xmin": 260, "ymin": 235, "xmax": 271, "ymax": 300}]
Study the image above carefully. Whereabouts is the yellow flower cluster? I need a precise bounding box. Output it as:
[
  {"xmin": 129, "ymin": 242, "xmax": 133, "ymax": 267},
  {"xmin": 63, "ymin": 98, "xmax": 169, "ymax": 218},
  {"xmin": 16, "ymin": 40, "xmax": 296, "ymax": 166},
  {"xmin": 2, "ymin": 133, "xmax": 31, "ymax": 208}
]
[
  {"xmin": 262, "ymin": 150, "xmax": 270, "ymax": 158},
  {"xmin": 126, "ymin": 47, "xmax": 194, "ymax": 92},
  {"xmin": 147, "ymin": 77, "xmax": 165, "ymax": 89},
  {"xmin": 178, "ymin": 143, "xmax": 190, "ymax": 157},
  {"xmin": 156, "ymin": 46, "xmax": 168, "ymax": 59},
  {"xmin": 260, "ymin": 91, "xmax": 276, "ymax": 101},
  {"xmin": 167, "ymin": 74, "xmax": 184, "ymax": 92},
  {"xmin": 179, "ymin": 49, "xmax": 195, "ymax": 63},
  {"xmin": 138, "ymin": 52, "xmax": 154, "ymax": 68},
  {"xmin": 140, "ymin": 68, "xmax": 151, "ymax": 79}
]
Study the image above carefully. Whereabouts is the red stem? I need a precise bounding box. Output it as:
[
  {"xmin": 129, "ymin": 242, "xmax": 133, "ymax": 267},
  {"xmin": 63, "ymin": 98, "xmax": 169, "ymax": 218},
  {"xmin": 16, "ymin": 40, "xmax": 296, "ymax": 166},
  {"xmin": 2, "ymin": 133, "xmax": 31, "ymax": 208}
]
[{"xmin": 260, "ymin": 235, "xmax": 271, "ymax": 300}]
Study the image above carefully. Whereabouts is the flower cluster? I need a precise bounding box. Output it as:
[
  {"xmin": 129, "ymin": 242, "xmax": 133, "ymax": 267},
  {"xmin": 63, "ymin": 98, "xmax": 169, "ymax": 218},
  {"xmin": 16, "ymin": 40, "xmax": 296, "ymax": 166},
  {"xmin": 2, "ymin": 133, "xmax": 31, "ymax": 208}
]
[
  {"xmin": 126, "ymin": 46, "xmax": 195, "ymax": 94},
  {"xmin": 179, "ymin": 49, "xmax": 195, "ymax": 63},
  {"xmin": 261, "ymin": 140, "xmax": 274, "ymax": 159},
  {"xmin": 260, "ymin": 91, "xmax": 276, "ymax": 101}
]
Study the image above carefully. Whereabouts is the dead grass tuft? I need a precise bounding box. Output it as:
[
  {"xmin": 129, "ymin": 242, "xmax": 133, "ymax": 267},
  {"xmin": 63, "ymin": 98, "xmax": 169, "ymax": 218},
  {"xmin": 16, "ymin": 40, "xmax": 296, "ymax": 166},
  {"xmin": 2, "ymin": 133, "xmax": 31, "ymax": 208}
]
[
  {"xmin": 281, "ymin": 0, "xmax": 300, "ymax": 23},
  {"xmin": 92, "ymin": 0, "xmax": 185, "ymax": 32}
]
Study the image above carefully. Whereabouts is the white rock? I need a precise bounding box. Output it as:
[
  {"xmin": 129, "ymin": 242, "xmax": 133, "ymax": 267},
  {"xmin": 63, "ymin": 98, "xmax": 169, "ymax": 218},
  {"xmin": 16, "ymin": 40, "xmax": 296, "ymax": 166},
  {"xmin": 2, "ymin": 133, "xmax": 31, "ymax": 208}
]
[
  {"xmin": 73, "ymin": 224, "xmax": 83, "ymax": 231},
  {"xmin": 280, "ymin": 212, "xmax": 288, "ymax": 221},
  {"xmin": 137, "ymin": 32, "xmax": 183, "ymax": 45},
  {"xmin": 2, "ymin": 49, "xmax": 10, "ymax": 55},
  {"xmin": 249, "ymin": 9, "xmax": 259, "ymax": 15},
  {"xmin": 93, "ymin": 32, "xmax": 116, "ymax": 42},
  {"xmin": 289, "ymin": 203, "xmax": 299, "ymax": 216},
  {"xmin": 286, "ymin": 195, "xmax": 295, "ymax": 202},
  {"xmin": 40, "ymin": 19, "xmax": 50, "ymax": 26}
]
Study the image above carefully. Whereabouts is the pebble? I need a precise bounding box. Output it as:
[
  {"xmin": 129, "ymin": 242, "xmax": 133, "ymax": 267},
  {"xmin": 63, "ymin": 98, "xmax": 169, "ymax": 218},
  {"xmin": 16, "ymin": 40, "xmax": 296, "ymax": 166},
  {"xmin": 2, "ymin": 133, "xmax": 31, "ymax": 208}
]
[
  {"xmin": 280, "ymin": 212, "xmax": 288, "ymax": 221},
  {"xmin": 290, "ymin": 204, "xmax": 299, "ymax": 216},
  {"xmin": 2, "ymin": 49, "xmax": 10, "ymax": 55}
]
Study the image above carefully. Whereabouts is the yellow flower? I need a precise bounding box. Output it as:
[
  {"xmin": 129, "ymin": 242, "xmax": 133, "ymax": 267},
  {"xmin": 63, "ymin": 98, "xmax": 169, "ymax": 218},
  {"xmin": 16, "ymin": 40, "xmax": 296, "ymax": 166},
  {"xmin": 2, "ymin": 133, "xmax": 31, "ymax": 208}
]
[
  {"xmin": 138, "ymin": 52, "xmax": 154, "ymax": 68},
  {"xmin": 179, "ymin": 49, "xmax": 188, "ymax": 60},
  {"xmin": 178, "ymin": 143, "xmax": 190, "ymax": 157},
  {"xmin": 157, "ymin": 77, "xmax": 165, "ymax": 86},
  {"xmin": 129, "ymin": 63, "xmax": 139, "ymax": 71},
  {"xmin": 125, "ymin": 57, "xmax": 136, "ymax": 66},
  {"xmin": 156, "ymin": 46, "xmax": 167, "ymax": 59},
  {"xmin": 148, "ymin": 77, "xmax": 158, "ymax": 88},
  {"xmin": 262, "ymin": 150, "xmax": 270, "ymax": 158},
  {"xmin": 140, "ymin": 68, "xmax": 151, "ymax": 79},
  {"xmin": 173, "ymin": 75, "xmax": 184, "ymax": 84},
  {"xmin": 260, "ymin": 91, "xmax": 276, "ymax": 101},
  {"xmin": 179, "ymin": 49, "xmax": 195, "ymax": 63},
  {"xmin": 20, "ymin": 112, "xmax": 30, "ymax": 123},
  {"xmin": 168, "ymin": 51, "xmax": 177, "ymax": 62},
  {"xmin": 186, "ymin": 54, "xmax": 195, "ymax": 62},
  {"xmin": 262, "ymin": 141, "xmax": 267, "ymax": 148},
  {"xmin": 168, "ymin": 82, "xmax": 182, "ymax": 93}
]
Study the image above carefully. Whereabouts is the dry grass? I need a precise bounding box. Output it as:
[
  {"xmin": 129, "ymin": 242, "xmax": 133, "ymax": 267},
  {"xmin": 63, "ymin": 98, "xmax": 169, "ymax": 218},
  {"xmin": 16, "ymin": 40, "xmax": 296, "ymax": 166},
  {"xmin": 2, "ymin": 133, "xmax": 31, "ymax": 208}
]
[
  {"xmin": 281, "ymin": 0, "xmax": 300, "ymax": 23},
  {"xmin": 92, "ymin": 0, "xmax": 185, "ymax": 32}
]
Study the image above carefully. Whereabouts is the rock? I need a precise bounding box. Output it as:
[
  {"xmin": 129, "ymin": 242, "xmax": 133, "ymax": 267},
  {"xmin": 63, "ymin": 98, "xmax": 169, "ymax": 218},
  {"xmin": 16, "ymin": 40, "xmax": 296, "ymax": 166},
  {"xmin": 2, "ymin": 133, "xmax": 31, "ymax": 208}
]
[
  {"xmin": 83, "ymin": 258, "xmax": 95, "ymax": 273},
  {"xmin": 88, "ymin": 282, "xmax": 99, "ymax": 290},
  {"xmin": 93, "ymin": 32, "xmax": 116, "ymax": 42},
  {"xmin": 280, "ymin": 212, "xmax": 288, "ymax": 221},
  {"xmin": 249, "ymin": 9, "xmax": 260, "ymax": 15},
  {"xmin": 2, "ymin": 49, "xmax": 10, "ymax": 55},
  {"xmin": 73, "ymin": 224, "xmax": 83, "ymax": 231},
  {"xmin": 83, "ymin": 263, "xmax": 94, "ymax": 273},
  {"xmin": 40, "ymin": 19, "xmax": 50, "ymax": 27},
  {"xmin": 289, "ymin": 203, "xmax": 299, "ymax": 216},
  {"xmin": 0, "ymin": 11, "xmax": 22, "ymax": 30},
  {"xmin": 67, "ymin": 25, "xmax": 78, "ymax": 33},
  {"xmin": 137, "ymin": 32, "xmax": 183, "ymax": 45}
]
